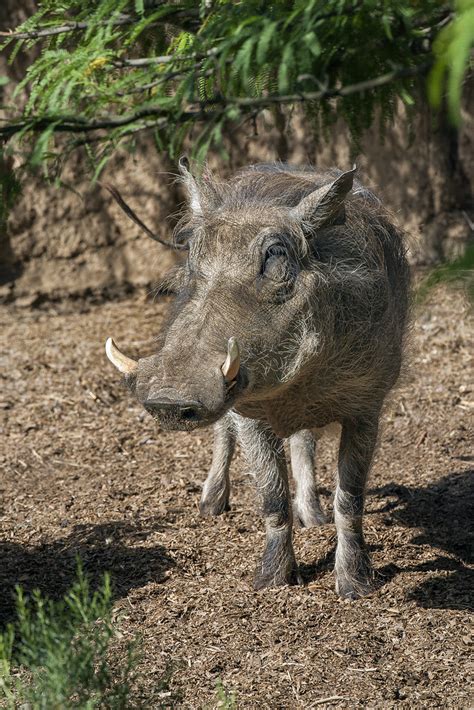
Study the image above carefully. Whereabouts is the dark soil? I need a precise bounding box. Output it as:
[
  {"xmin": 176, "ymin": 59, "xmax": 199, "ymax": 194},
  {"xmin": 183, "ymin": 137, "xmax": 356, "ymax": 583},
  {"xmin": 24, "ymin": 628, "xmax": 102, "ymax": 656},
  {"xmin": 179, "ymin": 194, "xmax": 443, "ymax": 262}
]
[{"xmin": 0, "ymin": 284, "xmax": 472, "ymax": 708}]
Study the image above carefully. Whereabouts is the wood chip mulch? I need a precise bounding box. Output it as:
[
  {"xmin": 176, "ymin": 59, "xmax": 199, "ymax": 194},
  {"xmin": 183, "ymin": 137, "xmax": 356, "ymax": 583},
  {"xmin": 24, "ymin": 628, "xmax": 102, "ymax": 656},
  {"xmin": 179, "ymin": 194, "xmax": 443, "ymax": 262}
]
[{"xmin": 0, "ymin": 284, "xmax": 472, "ymax": 708}]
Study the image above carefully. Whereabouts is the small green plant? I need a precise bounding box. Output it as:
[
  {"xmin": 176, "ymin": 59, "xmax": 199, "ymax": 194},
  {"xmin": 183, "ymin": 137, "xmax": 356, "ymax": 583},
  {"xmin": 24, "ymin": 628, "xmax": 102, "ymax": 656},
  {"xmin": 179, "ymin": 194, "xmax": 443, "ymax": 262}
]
[
  {"xmin": 215, "ymin": 679, "xmax": 237, "ymax": 709},
  {"xmin": 0, "ymin": 561, "xmax": 139, "ymax": 709}
]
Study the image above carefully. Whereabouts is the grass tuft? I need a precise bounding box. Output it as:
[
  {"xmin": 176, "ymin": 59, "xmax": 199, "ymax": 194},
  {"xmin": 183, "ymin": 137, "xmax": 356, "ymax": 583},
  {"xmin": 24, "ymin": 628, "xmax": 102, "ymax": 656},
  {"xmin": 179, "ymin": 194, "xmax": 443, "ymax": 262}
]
[
  {"xmin": 0, "ymin": 560, "xmax": 139, "ymax": 709},
  {"xmin": 215, "ymin": 679, "xmax": 237, "ymax": 709}
]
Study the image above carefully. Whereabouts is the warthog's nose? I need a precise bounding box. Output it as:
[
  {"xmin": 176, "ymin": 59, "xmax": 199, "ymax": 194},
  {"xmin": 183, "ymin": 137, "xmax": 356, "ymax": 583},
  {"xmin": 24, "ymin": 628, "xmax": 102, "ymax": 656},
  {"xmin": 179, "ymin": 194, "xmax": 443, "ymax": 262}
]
[{"xmin": 144, "ymin": 395, "xmax": 205, "ymax": 423}]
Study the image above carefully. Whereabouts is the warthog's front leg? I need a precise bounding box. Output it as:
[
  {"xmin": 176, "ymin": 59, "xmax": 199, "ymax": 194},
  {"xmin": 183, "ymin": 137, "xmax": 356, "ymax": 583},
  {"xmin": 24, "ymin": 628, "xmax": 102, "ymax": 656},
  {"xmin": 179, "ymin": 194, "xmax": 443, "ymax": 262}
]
[
  {"xmin": 200, "ymin": 414, "xmax": 235, "ymax": 516},
  {"xmin": 290, "ymin": 430, "xmax": 327, "ymax": 527},
  {"xmin": 238, "ymin": 417, "xmax": 300, "ymax": 590},
  {"xmin": 334, "ymin": 415, "xmax": 379, "ymax": 599}
]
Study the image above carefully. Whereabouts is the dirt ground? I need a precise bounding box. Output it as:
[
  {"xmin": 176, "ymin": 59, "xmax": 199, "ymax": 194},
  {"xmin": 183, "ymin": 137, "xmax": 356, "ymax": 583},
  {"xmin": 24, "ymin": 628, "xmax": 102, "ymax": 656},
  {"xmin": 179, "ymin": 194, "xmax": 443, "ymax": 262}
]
[{"xmin": 0, "ymin": 283, "xmax": 472, "ymax": 708}]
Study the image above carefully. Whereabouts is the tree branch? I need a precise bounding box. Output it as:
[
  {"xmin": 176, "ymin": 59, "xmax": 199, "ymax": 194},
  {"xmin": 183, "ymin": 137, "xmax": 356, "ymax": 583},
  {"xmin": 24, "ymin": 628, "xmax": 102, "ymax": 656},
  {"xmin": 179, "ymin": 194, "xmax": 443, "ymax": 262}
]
[
  {"xmin": 100, "ymin": 182, "xmax": 187, "ymax": 250},
  {"xmin": 112, "ymin": 47, "xmax": 219, "ymax": 68},
  {"xmin": 0, "ymin": 17, "xmax": 134, "ymax": 40},
  {"xmin": 0, "ymin": 62, "xmax": 432, "ymax": 140},
  {"xmin": 0, "ymin": 5, "xmax": 199, "ymax": 41}
]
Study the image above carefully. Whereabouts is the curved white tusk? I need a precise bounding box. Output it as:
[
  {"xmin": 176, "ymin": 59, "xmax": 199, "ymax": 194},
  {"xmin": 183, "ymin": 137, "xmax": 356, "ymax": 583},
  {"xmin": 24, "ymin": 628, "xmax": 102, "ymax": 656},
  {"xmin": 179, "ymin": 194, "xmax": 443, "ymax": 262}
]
[
  {"xmin": 105, "ymin": 337, "xmax": 138, "ymax": 375},
  {"xmin": 221, "ymin": 337, "xmax": 240, "ymax": 382}
]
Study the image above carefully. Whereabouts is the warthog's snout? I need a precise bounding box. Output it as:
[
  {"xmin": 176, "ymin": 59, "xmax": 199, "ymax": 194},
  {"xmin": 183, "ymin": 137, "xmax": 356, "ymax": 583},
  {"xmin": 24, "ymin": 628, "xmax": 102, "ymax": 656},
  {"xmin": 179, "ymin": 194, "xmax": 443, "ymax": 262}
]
[
  {"xmin": 105, "ymin": 336, "xmax": 244, "ymax": 430},
  {"xmin": 144, "ymin": 393, "xmax": 207, "ymax": 424}
]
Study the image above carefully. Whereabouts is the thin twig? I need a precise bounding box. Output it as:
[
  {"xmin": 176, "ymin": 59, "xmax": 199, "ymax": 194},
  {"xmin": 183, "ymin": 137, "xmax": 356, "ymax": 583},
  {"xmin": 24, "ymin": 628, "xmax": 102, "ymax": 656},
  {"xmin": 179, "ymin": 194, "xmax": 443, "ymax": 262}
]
[
  {"xmin": 310, "ymin": 697, "xmax": 349, "ymax": 707},
  {"xmin": 69, "ymin": 116, "xmax": 169, "ymax": 148},
  {"xmin": 0, "ymin": 0, "xmax": 402, "ymax": 45},
  {"xmin": 208, "ymin": 61, "xmax": 432, "ymax": 108},
  {"xmin": 116, "ymin": 65, "xmax": 211, "ymax": 96},
  {"xmin": 100, "ymin": 182, "xmax": 187, "ymax": 251},
  {"xmin": 0, "ymin": 17, "xmax": 134, "ymax": 40},
  {"xmin": 113, "ymin": 47, "xmax": 219, "ymax": 68}
]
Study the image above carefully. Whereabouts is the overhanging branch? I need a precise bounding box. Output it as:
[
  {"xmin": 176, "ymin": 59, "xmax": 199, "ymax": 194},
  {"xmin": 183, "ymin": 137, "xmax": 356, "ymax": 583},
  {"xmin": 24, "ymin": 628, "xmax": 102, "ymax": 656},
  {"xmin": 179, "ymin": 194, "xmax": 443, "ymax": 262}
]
[
  {"xmin": 0, "ymin": 62, "xmax": 432, "ymax": 141},
  {"xmin": 0, "ymin": 17, "xmax": 134, "ymax": 40},
  {"xmin": 0, "ymin": 4, "xmax": 199, "ymax": 41}
]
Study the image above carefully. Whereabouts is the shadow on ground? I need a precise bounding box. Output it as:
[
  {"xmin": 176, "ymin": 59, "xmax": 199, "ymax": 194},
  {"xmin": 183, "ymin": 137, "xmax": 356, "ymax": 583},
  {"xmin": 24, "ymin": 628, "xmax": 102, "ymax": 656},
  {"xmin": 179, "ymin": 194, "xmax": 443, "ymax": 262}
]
[
  {"xmin": 0, "ymin": 518, "xmax": 175, "ymax": 627},
  {"xmin": 299, "ymin": 469, "xmax": 473, "ymax": 610},
  {"xmin": 370, "ymin": 468, "xmax": 473, "ymax": 611}
]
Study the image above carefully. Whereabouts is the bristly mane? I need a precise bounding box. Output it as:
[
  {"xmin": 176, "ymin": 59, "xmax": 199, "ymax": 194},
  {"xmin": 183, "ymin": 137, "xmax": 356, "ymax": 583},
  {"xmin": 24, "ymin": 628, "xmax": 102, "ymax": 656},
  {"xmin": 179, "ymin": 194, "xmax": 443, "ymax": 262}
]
[{"xmin": 194, "ymin": 163, "xmax": 347, "ymax": 213}]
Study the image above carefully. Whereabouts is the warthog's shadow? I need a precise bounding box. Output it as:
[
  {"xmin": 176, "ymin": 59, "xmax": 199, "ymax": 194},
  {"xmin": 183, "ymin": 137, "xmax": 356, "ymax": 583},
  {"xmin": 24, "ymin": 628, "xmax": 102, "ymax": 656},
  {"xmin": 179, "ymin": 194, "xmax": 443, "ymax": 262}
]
[
  {"xmin": 300, "ymin": 468, "xmax": 473, "ymax": 610},
  {"xmin": 369, "ymin": 468, "xmax": 473, "ymax": 610},
  {"xmin": 0, "ymin": 518, "xmax": 174, "ymax": 627}
]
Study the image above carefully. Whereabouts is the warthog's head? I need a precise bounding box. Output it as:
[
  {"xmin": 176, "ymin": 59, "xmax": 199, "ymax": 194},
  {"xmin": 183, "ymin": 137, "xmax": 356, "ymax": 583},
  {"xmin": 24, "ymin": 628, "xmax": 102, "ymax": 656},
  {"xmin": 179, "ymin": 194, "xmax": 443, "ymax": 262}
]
[{"xmin": 106, "ymin": 160, "xmax": 356, "ymax": 430}]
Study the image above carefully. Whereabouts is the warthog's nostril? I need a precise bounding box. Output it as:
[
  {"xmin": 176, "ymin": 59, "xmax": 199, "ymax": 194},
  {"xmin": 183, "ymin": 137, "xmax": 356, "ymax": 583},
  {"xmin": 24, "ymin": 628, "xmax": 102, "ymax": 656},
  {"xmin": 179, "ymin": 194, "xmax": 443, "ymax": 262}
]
[{"xmin": 180, "ymin": 406, "xmax": 200, "ymax": 421}]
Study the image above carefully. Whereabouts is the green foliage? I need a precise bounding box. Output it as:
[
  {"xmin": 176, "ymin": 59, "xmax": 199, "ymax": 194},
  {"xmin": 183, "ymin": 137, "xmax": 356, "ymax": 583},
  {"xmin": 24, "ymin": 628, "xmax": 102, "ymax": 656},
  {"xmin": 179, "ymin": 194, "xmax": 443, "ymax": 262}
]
[
  {"xmin": 429, "ymin": 0, "xmax": 474, "ymax": 123},
  {"xmin": 0, "ymin": 1, "xmax": 472, "ymax": 174},
  {"xmin": 0, "ymin": 562, "xmax": 139, "ymax": 709},
  {"xmin": 417, "ymin": 243, "xmax": 474, "ymax": 303}
]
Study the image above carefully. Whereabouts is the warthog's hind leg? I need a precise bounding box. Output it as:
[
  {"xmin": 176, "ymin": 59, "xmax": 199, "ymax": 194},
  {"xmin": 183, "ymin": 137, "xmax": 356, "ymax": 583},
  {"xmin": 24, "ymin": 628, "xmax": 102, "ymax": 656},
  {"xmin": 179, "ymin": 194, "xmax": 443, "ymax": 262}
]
[
  {"xmin": 290, "ymin": 430, "xmax": 327, "ymax": 527},
  {"xmin": 237, "ymin": 417, "xmax": 301, "ymax": 590},
  {"xmin": 334, "ymin": 415, "xmax": 379, "ymax": 599},
  {"xmin": 200, "ymin": 414, "xmax": 235, "ymax": 516}
]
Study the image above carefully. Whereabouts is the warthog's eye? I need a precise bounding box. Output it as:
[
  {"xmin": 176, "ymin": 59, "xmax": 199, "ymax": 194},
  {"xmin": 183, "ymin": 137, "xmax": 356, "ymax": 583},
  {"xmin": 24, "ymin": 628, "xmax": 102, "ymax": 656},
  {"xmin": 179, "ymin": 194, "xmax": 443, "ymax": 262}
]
[
  {"xmin": 261, "ymin": 244, "xmax": 291, "ymax": 282},
  {"xmin": 257, "ymin": 237, "xmax": 298, "ymax": 302}
]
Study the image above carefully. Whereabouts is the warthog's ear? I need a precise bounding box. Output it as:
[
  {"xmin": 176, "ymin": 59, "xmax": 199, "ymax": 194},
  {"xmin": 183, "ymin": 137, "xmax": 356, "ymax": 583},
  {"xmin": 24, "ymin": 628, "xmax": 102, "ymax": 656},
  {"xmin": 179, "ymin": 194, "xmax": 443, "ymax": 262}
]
[
  {"xmin": 179, "ymin": 155, "xmax": 202, "ymax": 216},
  {"xmin": 290, "ymin": 166, "xmax": 356, "ymax": 230}
]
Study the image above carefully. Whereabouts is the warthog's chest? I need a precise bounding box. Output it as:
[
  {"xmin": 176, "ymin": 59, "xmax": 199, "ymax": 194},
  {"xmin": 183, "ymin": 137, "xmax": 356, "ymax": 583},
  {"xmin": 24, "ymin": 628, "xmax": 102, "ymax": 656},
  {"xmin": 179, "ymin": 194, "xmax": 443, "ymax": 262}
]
[
  {"xmin": 263, "ymin": 400, "xmax": 336, "ymax": 438},
  {"xmin": 234, "ymin": 385, "xmax": 336, "ymax": 438}
]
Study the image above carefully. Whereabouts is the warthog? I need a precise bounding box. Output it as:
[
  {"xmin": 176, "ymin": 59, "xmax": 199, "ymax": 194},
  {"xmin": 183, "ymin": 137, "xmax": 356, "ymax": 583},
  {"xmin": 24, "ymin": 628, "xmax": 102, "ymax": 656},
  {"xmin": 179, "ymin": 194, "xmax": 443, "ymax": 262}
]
[{"xmin": 106, "ymin": 160, "xmax": 410, "ymax": 598}]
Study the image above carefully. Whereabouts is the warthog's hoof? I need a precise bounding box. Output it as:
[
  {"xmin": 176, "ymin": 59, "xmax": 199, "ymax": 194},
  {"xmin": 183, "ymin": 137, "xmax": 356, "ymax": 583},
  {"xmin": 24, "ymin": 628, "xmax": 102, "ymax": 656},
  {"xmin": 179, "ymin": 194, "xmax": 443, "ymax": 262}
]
[
  {"xmin": 253, "ymin": 564, "xmax": 303, "ymax": 590},
  {"xmin": 293, "ymin": 500, "xmax": 328, "ymax": 529},
  {"xmin": 335, "ymin": 567, "xmax": 373, "ymax": 600},
  {"xmin": 199, "ymin": 497, "xmax": 230, "ymax": 517}
]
